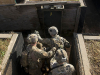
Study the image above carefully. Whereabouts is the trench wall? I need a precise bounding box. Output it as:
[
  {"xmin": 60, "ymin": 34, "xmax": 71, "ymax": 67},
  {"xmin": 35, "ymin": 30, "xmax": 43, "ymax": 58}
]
[{"xmin": 0, "ymin": 5, "xmax": 40, "ymax": 30}]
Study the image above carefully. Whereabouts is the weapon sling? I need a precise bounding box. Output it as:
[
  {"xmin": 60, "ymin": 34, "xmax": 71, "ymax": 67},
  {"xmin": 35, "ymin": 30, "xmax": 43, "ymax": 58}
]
[{"xmin": 50, "ymin": 64, "xmax": 64, "ymax": 71}]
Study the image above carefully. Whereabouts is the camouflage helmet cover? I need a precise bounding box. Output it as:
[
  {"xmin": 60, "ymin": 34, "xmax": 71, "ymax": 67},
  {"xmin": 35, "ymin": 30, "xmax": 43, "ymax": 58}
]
[
  {"xmin": 55, "ymin": 49, "xmax": 68, "ymax": 63},
  {"xmin": 27, "ymin": 34, "xmax": 38, "ymax": 44},
  {"xmin": 48, "ymin": 26, "xmax": 58, "ymax": 36}
]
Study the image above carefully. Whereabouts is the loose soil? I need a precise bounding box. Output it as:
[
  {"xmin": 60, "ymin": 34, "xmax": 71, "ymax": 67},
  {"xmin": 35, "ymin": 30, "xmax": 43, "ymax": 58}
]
[
  {"xmin": 0, "ymin": 39, "xmax": 10, "ymax": 71},
  {"xmin": 85, "ymin": 40, "xmax": 100, "ymax": 75}
]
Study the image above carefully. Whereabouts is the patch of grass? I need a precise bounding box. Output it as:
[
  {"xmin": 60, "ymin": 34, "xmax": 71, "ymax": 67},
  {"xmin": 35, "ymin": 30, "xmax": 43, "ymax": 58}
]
[
  {"xmin": 85, "ymin": 40, "xmax": 100, "ymax": 75},
  {"xmin": 0, "ymin": 39, "xmax": 10, "ymax": 64}
]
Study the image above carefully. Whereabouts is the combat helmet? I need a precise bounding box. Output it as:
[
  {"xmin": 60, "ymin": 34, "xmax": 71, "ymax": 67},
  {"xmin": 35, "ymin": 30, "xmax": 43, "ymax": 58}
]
[
  {"xmin": 48, "ymin": 26, "xmax": 58, "ymax": 37},
  {"xmin": 27, "ymin": 34, "xmax": 38, "ymax": 44},
  {"xmin": 55, "ymin": 49, "xmax": 68, "ymax": 63}
]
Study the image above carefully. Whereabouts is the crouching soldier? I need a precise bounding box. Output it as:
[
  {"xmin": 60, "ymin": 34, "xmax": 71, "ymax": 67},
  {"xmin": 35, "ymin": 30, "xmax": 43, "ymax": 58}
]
[
  {"xmin": 38, "ymin": 26, "xmax": 70, "ymax": 51},
  {"xmin": 20, "ymin": 34, "xmax": 57, "ymax": 75},
  {"xmin": 49, "ymin": 49, "xmax": 75, "ymax": 75}
]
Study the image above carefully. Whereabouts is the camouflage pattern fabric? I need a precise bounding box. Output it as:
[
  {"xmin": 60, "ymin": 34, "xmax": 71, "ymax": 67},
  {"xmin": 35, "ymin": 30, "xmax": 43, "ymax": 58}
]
[
  {"xmin": 39, "ymin": 35, "xmax": 70, "ymax": 49},
  {"xmin": 27, "ymin": 34, "xmax": 38, "ymax": 44},
  {"xmin": 28, "ymin": 46, "xmax": 56, "ymax": 75},
  {"xmin": 54, "ymin": 49, "xmax": 68, "ymax": 63},
  {"xmin": 37, "ymin": 42, "xmax": 43, "ymax": 49},
  {"xmin": 20, "ymin": 50, "xmax": 28, "ymax": 67},
  {"xmin": 50, "ymin": 62, "xmax": 75, "ymax": 75}
]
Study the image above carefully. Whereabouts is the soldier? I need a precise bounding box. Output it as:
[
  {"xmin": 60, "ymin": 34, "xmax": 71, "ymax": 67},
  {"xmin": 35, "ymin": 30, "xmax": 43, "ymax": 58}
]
[
  {"xmin": 49, "ymin": 49, "xmax": 75, "ymax": 75},
  {"xmin": 36, "ymin": 26, "xmax": 70, "ymax": 73},
  {"xmin": 20, "ymin": 34, "xmax": 57, "ymax": 75},
  {"xmin": 38, "ymin": 26, "xmax": 70, "ymax": 50}
]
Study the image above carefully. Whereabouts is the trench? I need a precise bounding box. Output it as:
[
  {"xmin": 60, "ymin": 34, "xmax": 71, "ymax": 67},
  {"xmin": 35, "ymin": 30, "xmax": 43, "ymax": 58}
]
[
  {"xmin": 1, "ymin": 30, "xmax": 74, "ymax": 75},
  {"xmin": 15, "ymin": 0, "xmax": 25, "ymax": 3},
  {"xmin": 11, "ymin": 30, "xmax": 75, "ymax": 75}
]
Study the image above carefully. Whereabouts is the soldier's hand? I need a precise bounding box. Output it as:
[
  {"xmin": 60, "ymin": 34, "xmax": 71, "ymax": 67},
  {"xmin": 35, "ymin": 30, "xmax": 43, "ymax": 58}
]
[
  {"xmin": 52, "ymin": 47, "xmax": 56, "ymax": 52},
  {"xmin": 37, "ymin": 34, "xmax": 43, "ymax": 40},
  {"xmin": 34, "ymin": 30, "xmax": 42, "ymax": 40}
]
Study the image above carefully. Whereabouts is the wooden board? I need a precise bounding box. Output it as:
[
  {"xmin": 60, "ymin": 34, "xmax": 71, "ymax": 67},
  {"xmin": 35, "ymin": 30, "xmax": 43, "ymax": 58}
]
[
  {"xmin": 62, "ymin": 22, "xmax": 75, "ymax": 29},
  {"xmin": 63, "ymin": 9, "xmax": 77, "ymax": 17},
  {"xmin": 0, "ymin": 34, "xmax": 12, "ymax": 38},
  {"xmin": 72, "ymin": 33, "xmax": 94, "ymax": 75},
  {"xmin": 74, "ymin": 7, "xmax": 81, "ymax": 32},
  {"xmin": 1, "ymin": 33, "xmax": 24, "ymax": 75},
  {"xmin": 62, "ymin": 9, "xmax": 77, "ymax": 22},
  {"xmin": 77, "ymin": 34, "xmax": 91, "ymax": 75},
  {"xmin": 2, "ymin": 34, "xmax": 18, "ymax": 74},
  {"xmin": 0, "ymin": 5, "xmax": 40, "ymax": 30},
  {"xmin": 84, "ymin": 36, "xmax": 100, "ymax": 40}
]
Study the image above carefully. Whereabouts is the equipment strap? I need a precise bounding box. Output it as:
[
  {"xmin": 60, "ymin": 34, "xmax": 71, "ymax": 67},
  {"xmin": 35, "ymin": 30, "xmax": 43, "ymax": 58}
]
[{"xmin": 50, "ymin": 64, "xmax": 64, "ymax": 71}]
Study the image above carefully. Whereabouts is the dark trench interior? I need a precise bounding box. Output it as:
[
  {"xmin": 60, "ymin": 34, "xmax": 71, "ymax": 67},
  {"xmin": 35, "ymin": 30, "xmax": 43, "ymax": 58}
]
[
  {"xmin": 15, "ymin": 0, "xmax": 25, "ymax": 3},
  {"xmin": 2, "ymin": 10, "xmax": 76, "ymax": 75},
  {"xmin": 10, "ymin": 30, "xmax": 75, "ymax": 75},
  {"xmin": 1, "ymin": 29, "xmax": 75, "ymax": 75}
]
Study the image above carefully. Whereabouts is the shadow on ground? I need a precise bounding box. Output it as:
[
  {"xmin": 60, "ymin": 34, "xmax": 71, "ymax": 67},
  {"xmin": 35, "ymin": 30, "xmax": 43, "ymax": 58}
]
[{"xmin": 82, "ymin": 0, "xmax": 100, "ymax": 33}]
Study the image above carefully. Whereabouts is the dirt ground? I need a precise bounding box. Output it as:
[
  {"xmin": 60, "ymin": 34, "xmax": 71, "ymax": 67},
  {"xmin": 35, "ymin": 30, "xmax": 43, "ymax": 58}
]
[
  {"xmin": 82, "ymin": 0, "xmax": 100, "ymax": 33},
  {"xmin": 85, "ymin": 40, "xmax": 100, "ymax": 75}
]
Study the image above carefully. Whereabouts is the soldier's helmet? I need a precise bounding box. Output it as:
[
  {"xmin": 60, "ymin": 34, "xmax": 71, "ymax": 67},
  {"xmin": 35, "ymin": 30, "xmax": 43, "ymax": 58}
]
[
  {"xmin": 55, "ymin": 49, "xmax": 68, "ymax": 63},
  {"xmin": 48, "ymin": 26, "xmax": 58, "ymax": 36},
  {"xmin": 27, "ymin": 34, "xmax": 38, "ymax": 44}
]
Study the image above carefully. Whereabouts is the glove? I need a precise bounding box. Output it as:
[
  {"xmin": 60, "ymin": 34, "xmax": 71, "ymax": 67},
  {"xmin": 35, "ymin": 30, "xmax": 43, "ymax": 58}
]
[
  {"xmin": 34, "ymin": 30, "xmax": 43, "ymax": 40},
  {"xmin": 51, "ymin": 47, "xmax": 56, "ymax": 52},
  {"xmin": 37, "ymin": 34, "xmax": 43, "ymax": 40}
]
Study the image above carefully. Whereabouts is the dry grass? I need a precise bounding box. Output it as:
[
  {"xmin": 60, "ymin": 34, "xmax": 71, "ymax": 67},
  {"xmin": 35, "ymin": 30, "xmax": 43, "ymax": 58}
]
[
  {"xmin": 0, "ymin": 39, "xmax": 10, "ymax": 64},
  {"xmin": 85, "ymin": 40, "xmax": 100, "ymax": 75}
]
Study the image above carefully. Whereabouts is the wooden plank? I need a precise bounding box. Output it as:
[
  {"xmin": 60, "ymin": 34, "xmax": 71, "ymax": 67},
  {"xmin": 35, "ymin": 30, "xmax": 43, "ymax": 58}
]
[
  {"xmin": 15, "ymin": 1, "xmax": 67, "ymax": 6},
  {"xmin": 1, "ymin": 34, "xmax": 18, "ymax": 75},
  {"xmin": 62, "ymin": 22, "xmax": 75, "ymax": 29},
  {"xmin": 64, "ymin": 1, "xmax": 80, "ymax": 9},
  {"xmin": 77, "ymin": 6, "xmax": 87, "ymax": 33},
  {"xmin": 0, "ymin": 6, "xmax": 40, "ymax": 30},
  {"xmin": 77, "ymin": 34, "xmax": 91, "ymax": 75},
  {"xmin": 0, "ymin": 34, "xmax": 12, "ymax": 38},
  {"xmin": 39, "ymin": 18, "xmax": 44, "ymax": 25},
  {"xmin": 84, "ymin": 36, "xmax": 100, "ymax": 40},
  {"xmin": 63, "ymin": 9, "xmax": 77, "ymax": 17},
  {"xmin": 62, "ymin": 9, "xmax": 77, "ymax": 22},
  {"xmin": 62, "ymin": 17, "xmax": 76, "ymax": 22},
  {"xmin": 67, "ymin": 1, "xmax": 80, "ymax": 4},
  {"xmin": 74, "ymin": 7, "xmax": 81, "ymax": 32},
  {"xmin": 37, "ymin": 10, "xmax": 44, "ymax": 18},
  {"xmin": 64, "ymin": 4, "xmax": 80, "ymax": 9}
]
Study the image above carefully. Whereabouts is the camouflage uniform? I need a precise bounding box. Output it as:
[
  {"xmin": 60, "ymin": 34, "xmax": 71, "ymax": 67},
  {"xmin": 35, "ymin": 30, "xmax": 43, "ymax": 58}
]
[
  {"xmin": 50, "ymin": 49, "xmax": 75, "ymax": 75},
  {"xmin": 21, "ymin": 34, "xmax": 57, "ymax": 75},
  {"xmin": 38, "ymin": 26, "xmax": 70, "ymax": 50},
  {"xmin": 50, "ymin": 63, "xmax": 75, "ymax": 75},
  {"xmin": 39, "ymin": 35, "xmax": 70, "ymax": 49},
  {"xmin": 28, "ymin": 46, "xmax": 56, "ymax": 75},
  {"xmin": 37, "ymin": 26, "xmax": 70, "ymax": 73}
]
